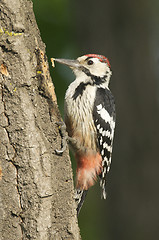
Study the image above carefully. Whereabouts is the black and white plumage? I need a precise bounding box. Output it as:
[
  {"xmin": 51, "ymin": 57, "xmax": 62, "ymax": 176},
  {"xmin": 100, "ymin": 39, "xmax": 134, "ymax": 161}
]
[
  {"xmin": 54, "ymin": 54, "xmax": 116, "ymax": 214},
  {"xmin": 93, "ymin": 87, "xmax": 115, "ymax": 199}
]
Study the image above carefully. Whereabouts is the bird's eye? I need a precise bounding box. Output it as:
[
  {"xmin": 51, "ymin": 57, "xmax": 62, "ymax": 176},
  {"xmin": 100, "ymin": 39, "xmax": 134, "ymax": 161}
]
[{"xmin": 87, "ymin": 60, "xmax": 94, "ymax": 65}]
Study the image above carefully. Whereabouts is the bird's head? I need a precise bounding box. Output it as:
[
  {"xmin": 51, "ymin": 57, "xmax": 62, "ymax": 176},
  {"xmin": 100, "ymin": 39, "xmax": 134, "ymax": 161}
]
[{"xmin": 54, "ymin": 54, "xmax": 112, "ymax": 86}]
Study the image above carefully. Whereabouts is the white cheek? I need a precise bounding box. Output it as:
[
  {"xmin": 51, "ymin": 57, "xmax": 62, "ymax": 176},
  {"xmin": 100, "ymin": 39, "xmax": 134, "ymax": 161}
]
[{"xmin": 89, "ymin": 62, "xmax": 108, "ymax": 77}]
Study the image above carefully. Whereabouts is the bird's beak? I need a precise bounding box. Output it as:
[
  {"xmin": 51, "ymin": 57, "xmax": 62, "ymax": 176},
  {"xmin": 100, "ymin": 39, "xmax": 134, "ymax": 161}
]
[{"xmin": 54, "ymin": 58, "xmax": 80, "ymax": 69}]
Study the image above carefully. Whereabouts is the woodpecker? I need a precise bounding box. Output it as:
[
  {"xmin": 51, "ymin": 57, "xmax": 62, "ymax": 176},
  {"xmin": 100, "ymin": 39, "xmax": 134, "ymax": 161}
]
[{"xmin": 54, "ymin": 54, "xmax": 116, "ymax": 214}]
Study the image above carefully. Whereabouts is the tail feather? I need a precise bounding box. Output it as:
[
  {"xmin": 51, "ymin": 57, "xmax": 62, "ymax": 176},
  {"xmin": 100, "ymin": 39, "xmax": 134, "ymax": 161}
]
[
  {"xmin": 100, "ymin": 178, "xmax": 107, "ymax": 199},
  {"xmin": 75, "ymin": 189, "xmax": 88, "ymax": 216}
]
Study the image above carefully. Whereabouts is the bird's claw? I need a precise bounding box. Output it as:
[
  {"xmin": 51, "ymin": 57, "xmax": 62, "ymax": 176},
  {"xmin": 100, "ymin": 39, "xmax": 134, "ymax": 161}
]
[{"xmin": 55, "ymin": 121, "xmax": 68, "ymax": 155}]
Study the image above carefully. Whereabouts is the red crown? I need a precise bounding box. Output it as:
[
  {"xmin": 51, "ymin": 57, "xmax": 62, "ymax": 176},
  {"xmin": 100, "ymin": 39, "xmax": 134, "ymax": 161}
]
[{"xmin": 85, "ymin": 54, "xmax": 111, "ymax": 68}]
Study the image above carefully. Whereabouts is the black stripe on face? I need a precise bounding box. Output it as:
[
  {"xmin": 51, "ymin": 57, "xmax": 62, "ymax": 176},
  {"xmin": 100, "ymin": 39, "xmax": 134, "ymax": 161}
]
[
  {"xmin": 81, "ymin": 66, "xmax": 107, "ymax": 85},
  {"xmin": 72, "ymin": 67, "xmax": 107, "ymax": 100}
]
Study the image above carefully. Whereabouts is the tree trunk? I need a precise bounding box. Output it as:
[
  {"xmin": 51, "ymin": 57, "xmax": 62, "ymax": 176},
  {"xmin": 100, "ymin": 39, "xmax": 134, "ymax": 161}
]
[{"xmin": 0, "ymin": 0, "xmax": 80, "ymax": 239}]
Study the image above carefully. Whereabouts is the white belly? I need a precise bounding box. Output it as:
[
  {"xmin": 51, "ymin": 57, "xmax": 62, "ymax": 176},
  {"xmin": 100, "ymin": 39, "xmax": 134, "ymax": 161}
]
[{"xmin": 65, "ymin": 83, "xmax": 97, "ymax": 151}]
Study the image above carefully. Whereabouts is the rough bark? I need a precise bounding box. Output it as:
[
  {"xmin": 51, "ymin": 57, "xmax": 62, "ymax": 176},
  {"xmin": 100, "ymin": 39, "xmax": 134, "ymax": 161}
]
[{"xmin": 0, "ymin": 0, "xmax": 80, "ymax": 239}]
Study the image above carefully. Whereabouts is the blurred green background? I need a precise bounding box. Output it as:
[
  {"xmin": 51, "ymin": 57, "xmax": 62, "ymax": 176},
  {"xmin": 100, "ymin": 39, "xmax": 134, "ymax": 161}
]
[{"xmin": 32, "ymin": 0, "xmax": 159, "ymax": 239}]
